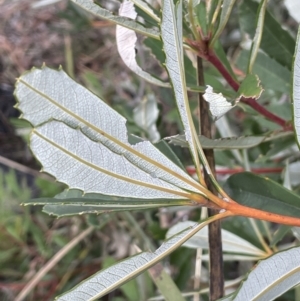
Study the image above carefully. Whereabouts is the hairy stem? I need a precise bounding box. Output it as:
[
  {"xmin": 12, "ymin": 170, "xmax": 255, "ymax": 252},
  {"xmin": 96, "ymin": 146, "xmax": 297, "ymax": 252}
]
[{"xmin": 197, "ymin": 56, "xmax": 224, "ymax": 300}]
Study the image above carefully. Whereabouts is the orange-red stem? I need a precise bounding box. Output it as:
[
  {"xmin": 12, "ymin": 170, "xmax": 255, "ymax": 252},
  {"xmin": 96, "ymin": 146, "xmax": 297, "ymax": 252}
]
[
  {"xmin": 190, "ymin": 191, "xmax": 300, "ymax": 227},
  {"xmin": 225, "ymin": 201, "xmax": 300, "ymax": 227}
]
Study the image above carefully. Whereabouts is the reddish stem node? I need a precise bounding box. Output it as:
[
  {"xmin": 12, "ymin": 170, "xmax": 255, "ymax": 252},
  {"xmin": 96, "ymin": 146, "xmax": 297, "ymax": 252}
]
[{"xmin": 186, "ymin": 39, "xmax": 290, "ymax": 129}]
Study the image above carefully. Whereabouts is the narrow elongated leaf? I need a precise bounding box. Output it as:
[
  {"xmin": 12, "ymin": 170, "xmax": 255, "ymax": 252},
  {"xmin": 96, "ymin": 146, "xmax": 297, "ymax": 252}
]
[
  {"xmin": 23, "ymin": 189, "xmax": 195, "ymax": 217},
  {"xmin": 143, "ymin": 37, "xmax": 199, "ymax": 89},
  {"xmin": 160, "ymin": 0, "xmax": 200, "ymax": 172},
  {"xmin": 55, "ymin": 218, "xmax": 216, "ymax": 301},
  {"xmin": 239, "ymin": 0, "xmax": 295, "ymax": 69},
  {"xmin": 147, "ymin": 263, "xmax": 186, "ymax": 301},
  {"xmin": 42, "ymin": 205, "xmax": 122, "ymax": 217},
  {"xmin": 116, "ymin": 1, "xmax": 169, "ymax": 88},
  {"xmin": 293, "ymin": 26, "xmax": 300, "ymax": 148},
  {"xmin": 154, "ymin": 140, "xmax": 185, "ymax": 170},
  {"xmin": 210, "ymin": 0, "xmax": 236, "ymax": 47},
  {"xmin": 224, "ymin": 172, "xmax": 300, "ymax": 218},
  {"xmin": 134, "ymin": 3, "xmax": 159, "ymax": 27},
  {"xmin": 247, "ymin": 0, "xmax": 268, "ymax": 73},
  {"xmin": 269, "ymin": 225, "xmax": 291, "ymax": 248},
  {"xmin": 166, "ymin": 221, "xmax": 266, "ymax": 257},
  {"xmin": 215, "ymin": 116, "xmax": 243, "ymax": 164},
  {"xmin": 217, "ymin": 294, "xmax": 234, "ymax": 301},
  {"xmin": 42, "ymin": 202, "xmax": 191, "ymax": 217},
  {"xmin": 26, "ymin": 188, "xmax": 193, "ymax": 205},
  {"xmin": 232, "ymin": 246, "xmax": 300, "ymax": 301},
  {"xmin": 71, "ymin": 0, "xmax": 160, "ymax": 39},
  {"xmin": 25, "ymin": 190, "xmax": 192, "ymax": 206},
  {"xmin": 202, "ymin": 254, "xmax": 262, "ymax": 262},
  {"xmin": 195, "ymin": 2, "xmax": 208, "ymax": 36},
  {"xmin": 165, "ymin": 134, "xmax": 266, "ymax": 149},
  {"xmin": 130, "ymin": 0, "xmax": 160, "ymax": 22},
  {"xmin": 15, "ymin": 67, "xmax": 204, "ymax": 197},
  {"xmin": 144, "ymin": 37, "xmax": 165, "ymax": 65},
  {"xmin": 184, "ymin": 0, "xmax": 200, "ymax": 37},
  {"xmin": 207, "ymin": 0, "xmax": 221, "ymax": 28}
]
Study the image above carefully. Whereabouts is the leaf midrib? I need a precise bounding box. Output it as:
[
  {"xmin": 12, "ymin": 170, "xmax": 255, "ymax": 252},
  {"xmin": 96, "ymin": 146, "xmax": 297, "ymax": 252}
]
[
  {"xmin": 33, "ymin": 128, "xmax": 191, "ymax": 199},
  {"xmin": 18, "ymin": 78, "xmax": 204, "ymax": 194},
  {"xmin": 252, "ymin": 263, "xmax": 300, "ymax": 300}
]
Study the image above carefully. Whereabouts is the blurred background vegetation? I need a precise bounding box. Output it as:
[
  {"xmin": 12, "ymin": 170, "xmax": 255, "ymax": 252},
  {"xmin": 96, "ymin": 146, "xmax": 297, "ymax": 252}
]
[
  {"xmin": 0, "ymin": 0, "xmax": 299, "ymax": 300},
  {"xmin": 0, "ymin": 1, "xmax": 194, "ymax": 300}
]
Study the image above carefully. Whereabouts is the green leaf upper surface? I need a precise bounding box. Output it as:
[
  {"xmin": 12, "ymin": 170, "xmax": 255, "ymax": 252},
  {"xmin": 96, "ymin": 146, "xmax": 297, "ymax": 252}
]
[
  {"xmin": 148, "ymin": 266, "xmax": 186, "ymax": 301},
  {"xmin": 24, "ymin": 189, "xmax": 194, "ymax": 217},
  {"xmin": 154, "ymin": 140, "xmax": 185, "ymax": 170},
  {"xmin": 224, "ymin": 172, "xmax": 300, "ymax": 218},
  {"xmin": 269, "ymin": 225, "xmax": 291, "ymax": 248},
  {"xmin": 247, "ymin": 0, "xmax": 268, "ymax": 74},
  {"xmin": 144, "ymin": 37, "xmax": 165, "ymax": 65},
  {"xmin": 217, "ymin": 294, "xmax": 234, "ymax": 301},
  {"xmin": 232, "ymin": 246, "xmax": 300, "ymax": 301},
  {"xmin": 195, "ymin": 2, "xmax": 207, "ymax": 36},
  {"xmin": 206, "ymin": 0, "xmax": 220, "ymax": 29},
  {"xmin": 166, "ymin": 134, "xmax": 266, "ymax": 149},
  {"xmin": 42, "ymin": 201, "xmax": 192, "ymax": 217},
  {"xmin": 144, "ymin": 37, "xmax": 198, "ymax": 88},
  {"xmin": 71, "ymin": 0, "xmax": 160, "ymax": 39},
  {"xmin": 210, "ymin": 0, "xmax": 236, "ymax": 47},
  {"xmin": 239, "ymin": 0, "xmax": 295, "ymax": 69},
  {"xmin": 236, "ymin": 50, "xmax": 291, "ymax": 94},
  {"xmin": 130, "ymin": 0, "xmax": 160, "ymax": 22},
  {"xmin": 55, "ymin": 219, "xmax": 213, "ymax": 301},
  {"xmin": 237, "ymin": 74, "xmax": 263, "ymax": 99},
  {"xmin": 15, "ymin": 67, "xmax": 203, "ymax": 198},
  {"xmin": 292, "ymin": 25, "xmax": 300, "ymax": 148}
]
